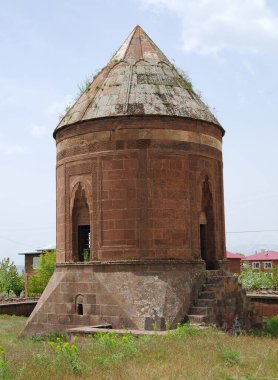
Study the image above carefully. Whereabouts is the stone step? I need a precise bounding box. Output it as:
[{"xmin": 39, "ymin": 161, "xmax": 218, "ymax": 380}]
[
  {"xmin": 199, "ymin": 291, "xmax": 215, "ymax": 299},
  {"xmin": 202, "ymin": 283, "xmax": 217, "ymax": 291},
  {"xmin": 205, "ymin": 276, "xmax": 231, "ymax": 284},
  {"xmin": 190, "ymin": 306, "xmax": 212, "ymax": 315},
  {"xmin": 206, "ymin": 270, "xmax": 224, "ymax": 277},
  {"xmin": 195, "ymin": 298, "xmax": 215, "ymax": 307},
  {"xmin": 187, "ymin": 314, "xmax": 208, "ymax": 324}
]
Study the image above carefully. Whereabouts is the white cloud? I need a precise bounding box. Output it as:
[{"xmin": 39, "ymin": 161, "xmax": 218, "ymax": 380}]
[
  {"xmin": 30, "ymin": 124, "xmax": 48, "ymax": 138},
  {"xmin": 141, "ymin": 0, "xmax": 278, "ymax": 55},
  {"xmin": 0, "ymin": 94, "xmax": 16, "ymax": 106},
  {"xmin": 239, "ymin": 94, "xmax": 247, "ymax": 107},
  {"xmin": 242, "ymin": 61, "xmax": 255, "ymax": 76},
  {"xmin": 0, "ymin": 143, "xmax": 27, "ymax": 155}
]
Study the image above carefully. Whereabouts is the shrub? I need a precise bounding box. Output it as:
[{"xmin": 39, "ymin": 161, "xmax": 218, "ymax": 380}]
[
  {"xmin": 28, "ymin": 275, "xmax": 44, "ymax": 297},
  {"xmin": 28, "ymin": 250, "xmax": 55, "ymax": 296},
  {"xmin": 175, "ymin": 66, "xmax": 193, "ymax": 90},
  {"xmin": 266, "ymin": 316, "xmax": 278, "ymax": 337},
  {"xmin": 238, "ymin": 264, "xmax": 274, "ymax": 290},
  {"xmin": 221, "ymin": 348, "xmax": 240, "ymax": 366},
  {"xmin": 169, "ymin": 323, "xmax": 200, "ymax": 339},
  {"xmin": 82, "ymin": 249, "xmax": 90, "ymax": 262}
]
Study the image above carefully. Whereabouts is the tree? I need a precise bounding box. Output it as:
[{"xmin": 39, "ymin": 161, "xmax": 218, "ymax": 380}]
[
  {"xmin": 0, "ymin": 259, "xmax": 9, "ymax": 294},
  {"xmin": 272, "ymin": 267, "xmax": 278, "ymax": 289},
  {"xmin": 28, "ymin": 250, "xmax": 56, "ymax": 296},
  {"xmin": 0, "ymin": 258, "xmax": 9, "ymax": 293},
  {"xmin": 0, "ymin": 258, "xmax": 24, "ymax": 297},
  {"xmin": 7, "ymin": 265, "xmax": 24, "ymax": 296}
]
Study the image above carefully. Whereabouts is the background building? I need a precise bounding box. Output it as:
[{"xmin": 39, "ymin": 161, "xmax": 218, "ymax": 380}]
[
  {"xmin": 243, "ymin": 250, "xmax": 278, "ymax": 273},
  {"xmin": 18, "ymin": 247, "xmax": 55, "ymax": 276},
  {"xmin": 226, "ymin": 251, "xmax": 242, "ymax": 274}
]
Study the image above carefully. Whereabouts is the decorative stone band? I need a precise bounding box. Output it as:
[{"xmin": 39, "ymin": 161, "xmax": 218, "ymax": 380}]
[
  {"xmin": 56, "ymin": 259, "xmax": 206, "ymax": 267},
  {"xmin": 57, "ymin": 128, "xmax": 222, "ymax": 155}
]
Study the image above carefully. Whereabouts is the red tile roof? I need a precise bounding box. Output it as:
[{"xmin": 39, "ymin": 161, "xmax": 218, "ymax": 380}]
[
  {"xmin": 226, "ymin": 251, "xmax": 243, "ymax": 259},
  {"xmin": 244, "ymin": 250, "xmax": 278, "ymax": 261}
]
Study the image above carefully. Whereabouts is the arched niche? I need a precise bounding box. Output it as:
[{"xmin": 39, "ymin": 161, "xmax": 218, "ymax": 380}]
[
  {"xmin": 71, "ymin": 183, "xmax": 91, "ymax": 262},
  {"xmin": 199, "ymin": 176, "xmax": 217, "ymax": 270}
]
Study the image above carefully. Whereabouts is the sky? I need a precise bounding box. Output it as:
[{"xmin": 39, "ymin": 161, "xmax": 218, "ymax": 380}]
[{"xmin": 0, "ymin": 0, "xmax": 278, "ymax": 264}]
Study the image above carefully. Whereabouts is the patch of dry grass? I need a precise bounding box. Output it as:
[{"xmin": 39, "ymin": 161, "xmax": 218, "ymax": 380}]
[{"xmin": 0, "ymin": 315, "xmax": 277, "ymax": 380}]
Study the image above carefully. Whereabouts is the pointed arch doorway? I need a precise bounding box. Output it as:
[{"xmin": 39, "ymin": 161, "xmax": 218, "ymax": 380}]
[
  {"xmin": 71, "ymin": 184, "xmax": 91, "ymax": 262},
  {"xmin": 199, "ymin": 176, "xmax": 218, "ymax": 270}
]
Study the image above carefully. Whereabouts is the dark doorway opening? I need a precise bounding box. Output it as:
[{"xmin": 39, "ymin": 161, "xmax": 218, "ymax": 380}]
[
  {"xmin": 78, "ymin": 225, "xmax": 90, "ymax": 262},
  {"xmin": 77, "ymin": 303, "xmax": 83, "ymax": 315},
  {"xmin": 201, "ymin": 176, "xmax": 218, "ymax": 270},
  {"xmin": 71, "ymin": 184, "xmax": 91, "ymax": 262},
  {"xmin": 200, "ymin": 224, "xmax": 207, "ymax": 262}
]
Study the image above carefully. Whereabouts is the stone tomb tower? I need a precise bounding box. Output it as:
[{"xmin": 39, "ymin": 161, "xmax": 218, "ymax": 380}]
[{"xmin": 21, "ymin": 26, "xmax": 245, "ymax": 336}]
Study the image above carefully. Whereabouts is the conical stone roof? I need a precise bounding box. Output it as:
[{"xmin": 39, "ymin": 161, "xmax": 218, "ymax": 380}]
[{"xmin": 55, "ymin": 26, "xmax": 221, "ymax": 134}]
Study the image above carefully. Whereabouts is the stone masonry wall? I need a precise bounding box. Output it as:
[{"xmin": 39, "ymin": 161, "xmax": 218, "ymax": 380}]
[
  {"xmin": 20, "ymin": 261, "xmax": 205, "ymax": 337},
  {"xmin": 55, "ymin": 116, "xmax": 225, "ymax": 265},
  {"xmin": 20, "ymin": 115, "xmax": 228, "ymax": 337},
  {"xmin": 212, "ymin": 276, "xmax": 262, "ymax": 330},
  {"xmin": 248, "ymin": 295, "xmax": 278, "ymax": 318}
]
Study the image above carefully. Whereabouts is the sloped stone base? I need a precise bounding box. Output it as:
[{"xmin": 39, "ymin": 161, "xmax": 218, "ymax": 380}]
[{"xmin": 20, "ymin": 260, "xmax": 205, "ymax": 337}]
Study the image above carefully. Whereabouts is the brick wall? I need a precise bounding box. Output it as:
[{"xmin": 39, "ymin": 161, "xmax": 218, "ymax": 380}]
[
  {"xmin": 21, "ymin": 115, "xmax": 227, "ymax": 336},
  {"xmin": 55, "ymin": 116, "xmax": 225, "ymax": 264},
  {"xmin": 227, "ymin": 259, "xmax": 241, "ymax": 274},
  {"xmin": 248, "ymin": 295, "xmax": 278, "ymax": 317},
  {"xmin": 20, "ymin": 262, "xmax": 205, "ymax": 336}
]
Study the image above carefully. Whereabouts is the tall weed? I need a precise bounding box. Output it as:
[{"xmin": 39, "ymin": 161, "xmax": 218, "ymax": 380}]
[
  {"xmin": 0, "ymin": 346, "xmax": 11, "ymax": 380},
  {"xmin": 48, "ymin": 337, "xmax": 81, "ymax": 374},
  {"xmin": 89, "ymin": 332, "xmax": 139, "ymax": 367}
]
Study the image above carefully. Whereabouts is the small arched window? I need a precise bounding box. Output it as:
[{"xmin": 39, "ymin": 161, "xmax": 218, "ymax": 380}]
[{"xmin": 76, "ymin": 295, "xmax": 84, "ymax": 316}]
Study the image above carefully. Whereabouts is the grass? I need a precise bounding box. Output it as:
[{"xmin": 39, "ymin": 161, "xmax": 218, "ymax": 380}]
[{"xmin": 0, "ymin": 315, "xmax": 277, "ymax": 379}]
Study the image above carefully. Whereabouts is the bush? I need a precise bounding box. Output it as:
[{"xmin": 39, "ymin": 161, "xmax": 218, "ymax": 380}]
[
  {"xmin": 221, "ymin": 348, "xmax": 240, "ymax": 366},
  {"xmin": 28, "ymin": 250, "xmax": 56, "ymax": 296},
  {"xmin": 28, "ymin": 275, "xmax": 44, "ymax": 297},
  {"xmin": 266, "ymin": 316, "xmax": 278, "ymax": 337},
  {"xmin": 238, "ymin": 264, "xmax": 274, "ymax": 290},
  {"xmin": 0, "ymin": 258, "xmax": 24, "ymax": 297},
  {"xmin": 169, "ymin": 323, "xmax": 200, "ymax": 339}
]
